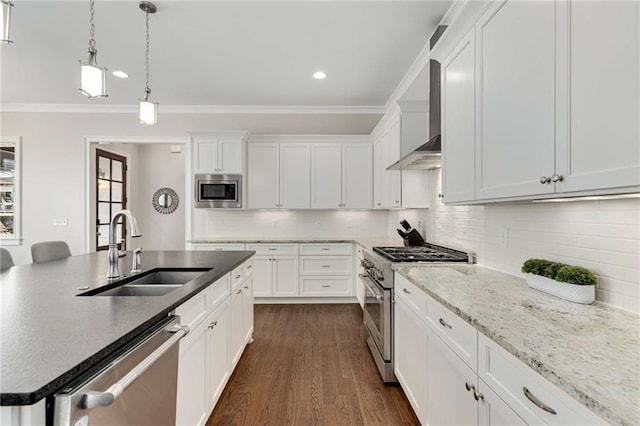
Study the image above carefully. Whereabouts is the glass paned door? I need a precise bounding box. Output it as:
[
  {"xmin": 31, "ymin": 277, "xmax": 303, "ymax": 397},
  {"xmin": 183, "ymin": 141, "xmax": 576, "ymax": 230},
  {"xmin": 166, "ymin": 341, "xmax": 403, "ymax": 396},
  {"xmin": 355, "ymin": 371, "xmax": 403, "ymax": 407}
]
[{"xmin": 96, "ymin": 149, "xmax": 127, "ymax": 251}]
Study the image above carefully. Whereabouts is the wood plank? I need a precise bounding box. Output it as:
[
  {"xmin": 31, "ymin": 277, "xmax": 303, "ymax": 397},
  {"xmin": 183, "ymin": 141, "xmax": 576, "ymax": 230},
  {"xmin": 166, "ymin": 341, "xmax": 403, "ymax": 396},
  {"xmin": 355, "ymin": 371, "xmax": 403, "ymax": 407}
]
[{"xmin": 207, "ymin": 304, "xmax": 419, "ymax": 426}]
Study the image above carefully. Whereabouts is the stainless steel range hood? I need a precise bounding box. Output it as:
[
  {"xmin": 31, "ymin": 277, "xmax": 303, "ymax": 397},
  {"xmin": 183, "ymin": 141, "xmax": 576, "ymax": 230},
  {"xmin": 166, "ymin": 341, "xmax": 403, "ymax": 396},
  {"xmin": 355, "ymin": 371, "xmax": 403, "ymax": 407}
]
[{"xmin": 387, "ymin": 25, "xmax": 447, "ymax": 171}]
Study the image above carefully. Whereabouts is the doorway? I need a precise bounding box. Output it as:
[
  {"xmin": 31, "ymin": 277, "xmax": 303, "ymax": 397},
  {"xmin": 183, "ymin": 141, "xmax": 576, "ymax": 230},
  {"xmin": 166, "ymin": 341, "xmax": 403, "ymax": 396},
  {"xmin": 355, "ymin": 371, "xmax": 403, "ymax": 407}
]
[{"xmin": 95, "ymin": 149, "xmax": 127, "ymax": 251}]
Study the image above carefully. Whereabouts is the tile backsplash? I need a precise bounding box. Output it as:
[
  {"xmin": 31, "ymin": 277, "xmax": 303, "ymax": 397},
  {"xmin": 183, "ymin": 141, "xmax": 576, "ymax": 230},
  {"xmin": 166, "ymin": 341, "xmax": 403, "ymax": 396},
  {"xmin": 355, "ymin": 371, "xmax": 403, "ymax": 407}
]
[{"xmin": 422, "ymin": 170, "xmax": 640, "ymax": 313}]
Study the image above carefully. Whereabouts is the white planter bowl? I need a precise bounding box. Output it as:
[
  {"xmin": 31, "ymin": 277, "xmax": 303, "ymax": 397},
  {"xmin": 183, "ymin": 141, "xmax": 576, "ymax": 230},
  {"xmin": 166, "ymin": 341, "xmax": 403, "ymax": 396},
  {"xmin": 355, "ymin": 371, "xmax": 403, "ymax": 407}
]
[{"xmin": 525, "ymin": 273, "xmax": 595, "ymax": 304}]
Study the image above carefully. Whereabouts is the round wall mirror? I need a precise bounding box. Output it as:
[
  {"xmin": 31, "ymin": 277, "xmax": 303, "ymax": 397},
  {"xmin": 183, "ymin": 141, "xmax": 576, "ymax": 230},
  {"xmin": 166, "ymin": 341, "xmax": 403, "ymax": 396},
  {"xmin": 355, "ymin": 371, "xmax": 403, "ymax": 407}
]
[{"xmin": 152, "ymin": 188, "xmax": 179, "ymax": 214}]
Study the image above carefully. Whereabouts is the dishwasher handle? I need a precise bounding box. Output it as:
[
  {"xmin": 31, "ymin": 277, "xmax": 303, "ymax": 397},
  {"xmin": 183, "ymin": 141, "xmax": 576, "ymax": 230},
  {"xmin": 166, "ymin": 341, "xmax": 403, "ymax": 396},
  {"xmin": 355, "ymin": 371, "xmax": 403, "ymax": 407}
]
[{"xmin": 82, "ymin": 324, "xmax": 189, "ymax": 410}]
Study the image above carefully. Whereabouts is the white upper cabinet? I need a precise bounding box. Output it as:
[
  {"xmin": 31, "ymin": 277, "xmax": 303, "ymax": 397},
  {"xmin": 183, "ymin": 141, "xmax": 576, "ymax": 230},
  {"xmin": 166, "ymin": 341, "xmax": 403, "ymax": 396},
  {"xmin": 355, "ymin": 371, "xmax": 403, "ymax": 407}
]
[
  {"xmin": 373, "ymin": 122, "xmax": 402, "ymax": 209},
  {"xmin": 192, "ymin": 132, "xmax": 247, "ymax": 174},
  {"xmin": 311, "ymin": 143, "xmax": 373, "ymax": 209},
  {"xmin": 247, "ymin": 143, "xmax": 279, "ymax": 208},
  {"xmin": 475, "ymin": 0, "xmax": 557, "ymax": 200},
  {"xmin": 247, "ymin": 142, "xmax": 310, "ymax": 209},
  {"xmin": 279, "ymin": 144, "xmax": 311, "ymax": 209},
  {"xmin": 556, "ymin": 0, "xmax": 640, "ymax": 193},
  {"xmin": 441, "ymin": 31, "xmax": 477, "ymax": 203}
]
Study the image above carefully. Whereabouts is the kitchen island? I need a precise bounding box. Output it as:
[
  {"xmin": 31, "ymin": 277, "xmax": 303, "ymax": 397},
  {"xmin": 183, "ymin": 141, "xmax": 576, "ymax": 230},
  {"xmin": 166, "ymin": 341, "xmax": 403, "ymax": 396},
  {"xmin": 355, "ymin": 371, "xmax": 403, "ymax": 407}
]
[{"xmin": 0, "ymin": 250, "xmax": 254, "ymax": 409}]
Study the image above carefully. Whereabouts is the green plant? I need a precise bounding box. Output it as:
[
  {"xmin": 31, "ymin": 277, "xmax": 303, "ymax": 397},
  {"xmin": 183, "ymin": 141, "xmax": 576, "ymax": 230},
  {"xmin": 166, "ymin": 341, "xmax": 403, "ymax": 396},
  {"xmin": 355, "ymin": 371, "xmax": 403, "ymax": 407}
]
[
  {"xmin": 555, "ymin": 266, "xmax": 598, "ymax": 286},
  {"xmin": 521, "ymin": 258, "xmax": 597, "ymax": 286}
]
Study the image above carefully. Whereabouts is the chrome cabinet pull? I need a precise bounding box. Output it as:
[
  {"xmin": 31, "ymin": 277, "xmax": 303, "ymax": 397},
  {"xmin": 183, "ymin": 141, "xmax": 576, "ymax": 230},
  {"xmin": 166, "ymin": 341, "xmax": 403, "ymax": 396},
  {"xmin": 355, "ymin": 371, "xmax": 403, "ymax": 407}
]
[
  {"xmin": 236, "ymin": 289, "xmax": 242, "ymax": 294},
  {"xmin": 539, "ymin": 176, "xmax": 550, "ymax": 184},
  {"xmin": 465, "ymin": 382, "xmax": 474, "ymax": 392},
  {"xmin": 551, "ymin": 174, "xmax": 564, "ymax": 182},
  {"xmin": 235, "ymin": 274, "xmax": 242, "ymax": 279},
  {"xmin": 268, "ymin": 248, "xmax": 277, "ymax": 251},
  {"xmin": 321, "ymin": 285, "xmax": 331, "ymax": 288},
  {"xmin": 402, "ymin": 288, "xmax": 411, "ymax": 294},
  {"xmin": 321, "ymin": 248, "xmax": 331, "ymax": 251},
  {"xmin": 321, "ymin": 265, "xmax": 331, "ymax": 268},
  {"xmin": 523, "ymin": 387, "xmax": 557, "ymax": 415},
  {"xmin": 82, "ymin": 324, "xmax": 188, "ymax": 410},
  {"xmin": 247, "ymin": 265, "xmax": 252, "ymax": 269},
  {"xmin": 244, "ymin": 285, "xmax": 249, "ymax": 290},
  {"xmin": 439, "ymin": 318, "xmax": 452, "ymax": 329},
  {"xmin": 208, "ymin": 320, "xmax": 218, "ymax": 329}
]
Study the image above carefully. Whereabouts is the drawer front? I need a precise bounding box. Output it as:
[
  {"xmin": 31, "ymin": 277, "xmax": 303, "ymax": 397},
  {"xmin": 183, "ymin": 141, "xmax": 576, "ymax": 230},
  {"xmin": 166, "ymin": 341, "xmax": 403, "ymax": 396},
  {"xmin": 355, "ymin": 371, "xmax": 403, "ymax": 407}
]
[
  {"xmin": 208, "ymin": 273, "xmax": 231, "ymax": 309},
  {"xmin": 394, "ymin": 274, "xmax": 427, "ymax": 317},
  {"xmin": 300, "ymin": 256, "xmax": 352, "ymax": 275},
  {"xmin": 231, "ymin": 265, "xmax": 244, "ymax": 290},
  {"xmin": 192, "ymin": 243, "xmax": 246, "ymax": 251},
  {"xmin": 246, "ymin": 243, "xmax": 298, "ymax": 256},
  {"xmin": 299, "ymin": 243, "xmax": 352, "ymax": 256},
  {"xmin": 300, "ymin": 277, "xmax": 352, "ymax": 296},
  {"xmin": 426, "ymin": 295, "xmax": 477, "ymax": 371},
  {"xmin": 478, "ymin": 334, "xmax": 607, "ymax": 425},
  {"xmin": 175, "ymin": 290, "xmax": 208, "ymax": 330}
]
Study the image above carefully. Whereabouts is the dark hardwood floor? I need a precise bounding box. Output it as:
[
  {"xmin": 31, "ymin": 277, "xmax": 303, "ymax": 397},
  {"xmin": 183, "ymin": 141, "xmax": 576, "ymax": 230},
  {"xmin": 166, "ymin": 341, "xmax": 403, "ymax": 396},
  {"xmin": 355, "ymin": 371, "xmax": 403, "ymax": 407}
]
[{"xmin": 206, "ymin": 304, "xmax": 419, "ymax": 426}]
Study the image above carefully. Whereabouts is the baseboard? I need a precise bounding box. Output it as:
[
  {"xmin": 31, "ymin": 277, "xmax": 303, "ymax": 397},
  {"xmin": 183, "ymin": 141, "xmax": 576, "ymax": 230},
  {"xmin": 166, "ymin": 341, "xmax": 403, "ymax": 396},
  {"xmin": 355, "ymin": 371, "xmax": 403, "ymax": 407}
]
[{"xmin": 254, "ymin": 297, "xmax": 358, "ymax": 304}]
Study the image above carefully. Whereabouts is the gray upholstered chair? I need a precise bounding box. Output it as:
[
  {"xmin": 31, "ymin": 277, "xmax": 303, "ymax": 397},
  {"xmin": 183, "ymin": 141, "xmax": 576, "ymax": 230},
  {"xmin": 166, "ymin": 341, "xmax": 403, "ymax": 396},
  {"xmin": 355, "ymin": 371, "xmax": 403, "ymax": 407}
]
[
  {"xmin": 0, "ymin": 248, "xmax": 14, "ymax": 269},
  {"xmin": 31, "ymin": 241, "xmax": 72, "ymax": 264}
]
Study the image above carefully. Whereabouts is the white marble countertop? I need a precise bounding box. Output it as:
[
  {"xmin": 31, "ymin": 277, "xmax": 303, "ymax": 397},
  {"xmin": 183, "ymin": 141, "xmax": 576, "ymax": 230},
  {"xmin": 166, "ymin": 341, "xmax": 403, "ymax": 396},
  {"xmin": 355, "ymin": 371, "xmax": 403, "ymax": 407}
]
[
  {"xmin": 394, "ymin": 264, "xmax": 640, "ymax": 426},
  {"xmin": 188, "ymin": 236, "xmax": 404, "ymax": 252}
]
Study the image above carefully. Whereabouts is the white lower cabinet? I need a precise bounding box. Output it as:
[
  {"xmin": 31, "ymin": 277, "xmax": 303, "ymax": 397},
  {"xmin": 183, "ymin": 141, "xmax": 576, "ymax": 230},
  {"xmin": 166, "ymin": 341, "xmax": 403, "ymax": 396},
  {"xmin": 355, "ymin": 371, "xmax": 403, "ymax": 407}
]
[
  {"xmin": 176, "ymin": 258, "xmax": 254, "ymax": 426},
  {"xmin": 393, "ymin": 289, "xmax": 427, "ymax": 423},
  {"xmin": 252, "ymin": 255, "xmax": 299, "ymax": 297},
  {"xmin": 393, "ymin": 273, "xmax": 604, "ymax": 426}
]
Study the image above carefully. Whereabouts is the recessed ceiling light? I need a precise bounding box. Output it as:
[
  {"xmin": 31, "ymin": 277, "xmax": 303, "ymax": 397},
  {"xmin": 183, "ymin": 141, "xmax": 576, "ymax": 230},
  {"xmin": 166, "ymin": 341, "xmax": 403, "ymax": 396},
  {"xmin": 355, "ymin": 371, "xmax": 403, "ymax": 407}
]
[
  {"xmin": 313, "ymin": 71, "xmax": 326, "ymax": 80},
  {"xmin": 112, "ymin": 71, "xmax": 129, "ymax": 79}
]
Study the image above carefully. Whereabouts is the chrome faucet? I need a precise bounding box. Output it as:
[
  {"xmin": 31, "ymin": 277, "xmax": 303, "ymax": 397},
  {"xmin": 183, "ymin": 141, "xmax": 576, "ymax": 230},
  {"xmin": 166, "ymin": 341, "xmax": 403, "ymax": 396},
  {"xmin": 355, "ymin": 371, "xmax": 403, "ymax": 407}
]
[{"xmin": 107, "ymin": 210, "xmax": 142, "ymax": 279}]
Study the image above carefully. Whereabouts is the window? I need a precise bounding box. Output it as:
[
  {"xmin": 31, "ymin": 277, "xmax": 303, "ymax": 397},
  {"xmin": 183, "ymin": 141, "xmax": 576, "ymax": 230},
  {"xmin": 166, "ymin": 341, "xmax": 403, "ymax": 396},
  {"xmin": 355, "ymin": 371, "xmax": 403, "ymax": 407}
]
[{"xmin": 0, "ymin": 137, "xmax": 21, "ymax": 245}]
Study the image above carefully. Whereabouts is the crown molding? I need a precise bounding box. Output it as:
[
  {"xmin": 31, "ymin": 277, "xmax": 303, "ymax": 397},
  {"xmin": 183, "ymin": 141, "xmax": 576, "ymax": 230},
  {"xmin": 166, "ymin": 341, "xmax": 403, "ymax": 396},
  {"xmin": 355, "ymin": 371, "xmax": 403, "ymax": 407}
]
[
  {"xmin": 249, "ymin": 134, "xmax": 372, "ymax": 144},
  {"xmin": 0, "ymin": 103, "xmax": 385, "ymax": 115}
]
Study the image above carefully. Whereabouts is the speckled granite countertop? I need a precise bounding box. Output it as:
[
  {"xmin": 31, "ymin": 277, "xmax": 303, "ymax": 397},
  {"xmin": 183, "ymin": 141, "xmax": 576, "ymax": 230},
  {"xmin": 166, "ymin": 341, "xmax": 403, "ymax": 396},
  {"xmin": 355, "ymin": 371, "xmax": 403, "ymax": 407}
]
[
  {"xmin": 188, "ymin": 236, "xmax": 404, "ymax": 252},
  {"xmin": 394, "ymin": 264, "xmax": 640, "ymax": 426},
  {"xmin": 0, "ymin": 250, "xmax": 254, "ymax": 405}
]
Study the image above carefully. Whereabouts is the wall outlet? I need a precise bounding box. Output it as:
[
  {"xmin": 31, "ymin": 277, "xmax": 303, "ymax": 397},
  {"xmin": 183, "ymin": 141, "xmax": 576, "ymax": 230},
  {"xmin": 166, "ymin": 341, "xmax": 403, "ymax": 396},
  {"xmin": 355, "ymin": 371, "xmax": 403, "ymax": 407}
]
[
  {"xmin": 499, "ymin": 227, "xmax": 509, "ymax": 248},
  {"xmin": 53, "ymin": 218, "xmax": 68, "ymax": 227}
]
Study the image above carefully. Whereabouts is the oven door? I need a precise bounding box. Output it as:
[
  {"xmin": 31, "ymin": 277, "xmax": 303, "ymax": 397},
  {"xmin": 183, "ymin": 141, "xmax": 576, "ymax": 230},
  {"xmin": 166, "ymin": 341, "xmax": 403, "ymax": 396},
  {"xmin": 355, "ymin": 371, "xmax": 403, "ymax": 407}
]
[{"xmin": 360, "ymin": 273, "xmax": 391, "ymax": 361}]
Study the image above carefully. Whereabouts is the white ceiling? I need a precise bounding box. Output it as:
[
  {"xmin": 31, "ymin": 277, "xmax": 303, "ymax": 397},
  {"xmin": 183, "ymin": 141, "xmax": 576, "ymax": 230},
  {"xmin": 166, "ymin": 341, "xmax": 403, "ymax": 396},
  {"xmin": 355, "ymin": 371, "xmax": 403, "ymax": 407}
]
[{"xmin": 0, "ymin": 1, "xmax": 451, "ymax": 109}]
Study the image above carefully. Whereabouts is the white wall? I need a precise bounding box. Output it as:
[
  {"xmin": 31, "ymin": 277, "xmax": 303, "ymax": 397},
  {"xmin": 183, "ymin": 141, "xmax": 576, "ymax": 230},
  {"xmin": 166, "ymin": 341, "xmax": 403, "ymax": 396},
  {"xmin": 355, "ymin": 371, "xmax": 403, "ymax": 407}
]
[
  {"xmin": 192, "ymin": 209, "xmax": 388, "ymax": 240},
  {"xmin": 136, "ymin": 144, "xmax": 185, "ymax": 250},
  {"xmin": 417, "ymin": 169, "xmax": 640, "ymax": 313}
]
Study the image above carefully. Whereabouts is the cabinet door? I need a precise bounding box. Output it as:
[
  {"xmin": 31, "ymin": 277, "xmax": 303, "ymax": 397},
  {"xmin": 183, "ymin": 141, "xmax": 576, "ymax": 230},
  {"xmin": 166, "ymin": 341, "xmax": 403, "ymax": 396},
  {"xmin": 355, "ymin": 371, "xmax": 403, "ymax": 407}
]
[
  {"xmin": 218, "ymin": 139, "xmax": 242, "ymax": 174},
  {"xmin": 242, "ymin": 277, "xmax": 254, "ymax": 343},
  {"xmin": 394, "ymin": 296, "xmax": 427, "ymax": 423},
  {"xmin": 373, "ymin": 137, "xmax": 387, "ymax": 208},
  {"xmin": 230, "ymin": 287, "xmax": 245, "ymax": 367},
  {"xmin": 442, "ymin": 31, "xmax": 476, "ymax": 203},
  {"xmin": 427, "ymin": 325, "xmax": 478, "ymax": 425},
  {"xmin": 247, "ymin": 143, "xmax": 279, "ymax": 208},
  {"xmin": 478, "ymin": 379, "xmax": 526, "ymax": 426},
  {"xmin": 206, "ymin": 301, "xmax": 230, "ymax": 409},
  {"xmin": 194, "ymin": 140, "xmax": 218, "ymax": 173},
  {"xmin": 280, "ymin": 144, "xmax": 311, "ymax": 208},
  {"xmin": 176, "ymin": 320, "xmax": 208, "ymax": 426},
  {"xmin": 252, "ymin": 256, "xmax": 271, "ymax": 297},
  {"xmin": 556, "ymin": 0, "xmax": 640, "ymax": 192},
  {"xmin": 342, "ymin": 143, "xmax": 373, "ymax": 209},
  {"xmin": 475, "ymin": 0, "xmax": 556, "ymax": 199},
  {"xmin": 272, "ymin": 256, "xmax": 299, "ymax": 297},
  {"xmin": 311, "ymin": 143, "xmax": 342, "ymax": 208},
  {"xmin": 386, "ymin": 123, "xmax": 402, "ymax": 207}
]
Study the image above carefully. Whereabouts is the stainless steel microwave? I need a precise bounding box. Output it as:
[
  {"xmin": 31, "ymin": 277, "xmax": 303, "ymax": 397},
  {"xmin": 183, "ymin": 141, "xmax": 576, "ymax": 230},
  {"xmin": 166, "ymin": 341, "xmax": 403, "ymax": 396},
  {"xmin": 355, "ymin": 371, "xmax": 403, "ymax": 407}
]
[{"xmin": 194, "ymin": 174, "xmax": 242, "ymax": 208}]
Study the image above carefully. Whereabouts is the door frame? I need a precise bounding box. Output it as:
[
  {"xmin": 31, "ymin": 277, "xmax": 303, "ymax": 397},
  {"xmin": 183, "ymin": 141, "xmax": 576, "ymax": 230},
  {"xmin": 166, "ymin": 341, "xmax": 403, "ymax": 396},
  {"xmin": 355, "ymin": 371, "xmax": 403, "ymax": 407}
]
[
  {"xmin": 83, "ymin": 136, "xmax": 190, "ymax": 253},
  {"xmin": 95, "ymin": 148, "xmax": 128, "ymax": 251}
]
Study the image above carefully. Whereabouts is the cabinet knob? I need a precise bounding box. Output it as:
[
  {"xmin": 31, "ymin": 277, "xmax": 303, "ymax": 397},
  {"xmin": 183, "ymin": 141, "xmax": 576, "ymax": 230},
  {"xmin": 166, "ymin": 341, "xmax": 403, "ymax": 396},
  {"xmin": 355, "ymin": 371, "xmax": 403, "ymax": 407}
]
[
  {"xmin": 473, "ymin": 390, "xmax": 484, "ymax": 401},
  {"xmin": 377, "ymin": 202, "xmax": 382, "ymax": 206},
  {"xmin": 438, "ymin": 193, "xmax": 444, "ymax": 199},
  {"xmin": 539, "ymin": 176, "xmax": 551, "ymax": 184},
  {"xmin": 465, "ymin": 382, "xmax": 475, "ymax": 392},
  {"xmin": 551, "ymin": 174, "xmax": 564, "ymax": 182}
]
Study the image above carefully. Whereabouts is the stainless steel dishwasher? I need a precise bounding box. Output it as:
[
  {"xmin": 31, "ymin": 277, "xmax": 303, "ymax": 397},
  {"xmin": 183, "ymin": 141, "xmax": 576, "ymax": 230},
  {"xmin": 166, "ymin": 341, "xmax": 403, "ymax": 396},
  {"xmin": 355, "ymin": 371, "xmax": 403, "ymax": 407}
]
[{"xmin": 53, "ymin": 316, "xmax": 188, "ymax": 426}]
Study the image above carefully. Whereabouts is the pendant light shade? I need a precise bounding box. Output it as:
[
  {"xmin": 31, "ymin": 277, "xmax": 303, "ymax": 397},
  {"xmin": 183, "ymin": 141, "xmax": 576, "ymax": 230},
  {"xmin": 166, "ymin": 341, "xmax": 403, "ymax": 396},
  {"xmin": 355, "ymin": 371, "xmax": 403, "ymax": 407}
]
[
  {"xmin": 138, "ymin": 2, "xmax": 158, "ymax": 125},
  {"xmin": 139, "ymin": 88, "xmax": 158, "ymax": 125},
  {"xmin": 0, "ymin": 0, "xmax": 13, "ymax": 44},
  {"xmin": 79, "ymin": 47, "xmax": 107, "ymax": 99},
  {"xmin": 79, "ymin": 0, "xmax": 107, "ymax": 99}
]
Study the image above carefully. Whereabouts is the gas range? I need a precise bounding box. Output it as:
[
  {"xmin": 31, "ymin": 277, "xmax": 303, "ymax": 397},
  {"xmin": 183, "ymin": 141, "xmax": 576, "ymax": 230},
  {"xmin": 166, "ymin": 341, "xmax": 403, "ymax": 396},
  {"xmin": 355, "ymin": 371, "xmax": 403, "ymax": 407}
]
[{"xmin": 373, "ymin": 243, "xmax": 473, "ymax": 263}]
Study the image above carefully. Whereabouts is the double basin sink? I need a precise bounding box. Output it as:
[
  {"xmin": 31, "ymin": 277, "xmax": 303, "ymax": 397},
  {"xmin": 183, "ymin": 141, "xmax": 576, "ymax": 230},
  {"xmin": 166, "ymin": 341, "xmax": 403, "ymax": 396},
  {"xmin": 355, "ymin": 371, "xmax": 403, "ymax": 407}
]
[{"xmin": 80, "ymin": 269, "xmax": 209, "ymax": 297}]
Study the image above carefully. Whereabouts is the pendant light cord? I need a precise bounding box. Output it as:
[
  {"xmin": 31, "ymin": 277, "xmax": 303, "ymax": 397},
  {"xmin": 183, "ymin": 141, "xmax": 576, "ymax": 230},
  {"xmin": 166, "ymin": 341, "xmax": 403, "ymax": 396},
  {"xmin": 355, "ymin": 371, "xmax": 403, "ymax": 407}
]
[
  {"xmin": 144, "ymin": 9, "xmax": 150, "ymax": 92},
  {"xmin": 89, "ymin": 0, "xmax": 96, "ymax": 50}
]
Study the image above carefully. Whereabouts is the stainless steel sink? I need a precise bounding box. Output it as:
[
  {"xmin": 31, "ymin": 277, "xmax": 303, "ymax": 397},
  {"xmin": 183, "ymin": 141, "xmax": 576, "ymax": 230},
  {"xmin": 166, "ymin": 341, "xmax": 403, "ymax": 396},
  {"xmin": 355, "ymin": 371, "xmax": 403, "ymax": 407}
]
[
  {"xmin": 83, "ymin": 269, "xmax": 208, "ymax": 297},
  {"xmin": 97, "ymin": 284, "xmax": 183, "ymax": 297}
]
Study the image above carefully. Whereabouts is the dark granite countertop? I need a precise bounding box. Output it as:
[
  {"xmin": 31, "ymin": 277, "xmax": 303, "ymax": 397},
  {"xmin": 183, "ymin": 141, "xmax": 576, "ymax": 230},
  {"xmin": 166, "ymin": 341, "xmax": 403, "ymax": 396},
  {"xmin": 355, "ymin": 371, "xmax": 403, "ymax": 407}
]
[{"xmin": 0, "ymin": 250, "xmax": 254, "ymax": 406}]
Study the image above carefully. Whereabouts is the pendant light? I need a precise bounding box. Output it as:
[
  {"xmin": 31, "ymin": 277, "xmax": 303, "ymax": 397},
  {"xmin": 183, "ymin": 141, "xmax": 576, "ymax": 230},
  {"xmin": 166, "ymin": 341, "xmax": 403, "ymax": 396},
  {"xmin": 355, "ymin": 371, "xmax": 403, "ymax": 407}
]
[
  {"xmin": 79, "ymin": 0, "xmax": 107, "ymax": 99},
  {"xmin": 139, "ymin": 1, "xmax": 158, "ymax": 125},
  {"xmin": 0, "ymin": 0, "xmax": 13, "ymax": 44}
]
